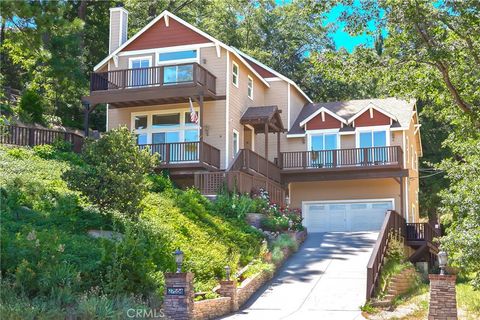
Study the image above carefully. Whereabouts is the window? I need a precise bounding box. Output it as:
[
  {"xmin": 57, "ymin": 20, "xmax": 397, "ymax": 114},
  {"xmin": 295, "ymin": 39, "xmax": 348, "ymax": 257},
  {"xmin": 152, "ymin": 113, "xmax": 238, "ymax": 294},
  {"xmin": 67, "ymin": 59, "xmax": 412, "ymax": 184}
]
[
  {"xmin": 358, "ymin": 129, "xmax": 388, "ymax": 163},
  {"xmin": 129, "ymin": 57, "xmax": 151, "ymax": 87},
  {"xmin": 134, "ymin": 115, "xmax": 148, "ymax": 129},
  {"xmin": 137, "ymin": 134, "xmax": 147, "ymax": 145},
  {"xmin": 164, "ymin": 64, "xmax": 194, "ymax": 84},
  {"xmin": 232, "ymin": 62, "xmax": 239, "ymax": 87},
  {"xmin": 152, "ymin": 113, "xmax": 180, "ymax": 128},
  {"xmin": 233, "ymin": 130, "xmax": 239, "ymax": 155},
  {"xmin": 152, "ymin": 132, "xmax": 180, "ymax": 144},
  {"xmin": 247, "ymin": 76, "xmax": 253, "ymax": 99},
  {"xmin": 159, "ymin": 50, "xmax": 197, "ymax": 63},
  {"xmin": 309, "ymin": 133, "xmax": 338, "ymax": 167}
]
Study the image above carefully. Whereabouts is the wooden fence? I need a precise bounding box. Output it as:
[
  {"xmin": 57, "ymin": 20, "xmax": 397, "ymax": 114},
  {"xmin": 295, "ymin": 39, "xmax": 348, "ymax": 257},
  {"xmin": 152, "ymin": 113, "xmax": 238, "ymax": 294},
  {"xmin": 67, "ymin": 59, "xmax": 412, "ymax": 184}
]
[{"xmin": 0, "ymin": 125, "xmax": 84, "ymax": 153}]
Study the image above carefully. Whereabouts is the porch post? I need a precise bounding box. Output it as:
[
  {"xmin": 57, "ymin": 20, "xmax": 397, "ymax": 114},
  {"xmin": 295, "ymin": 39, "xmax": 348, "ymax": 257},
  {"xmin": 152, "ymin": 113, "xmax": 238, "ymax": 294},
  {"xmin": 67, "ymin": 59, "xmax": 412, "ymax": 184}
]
[
  {"xmin": 264, "ymin": 123, "xmax": 269, "ymax": 160},
  {"xmin": 277, "ymin": 131, "xmax": 281, "ymax": 164},
  {"xmin": 400, "ymin": 177, "xmax": 405, "ymax": 220},
  {"xmin": 198, "ymin": 95, "xmax": 204, "ymax": 142},
  {"xmin": 198, "ymin": 95, "xmax": 204, "ymax": 163}
]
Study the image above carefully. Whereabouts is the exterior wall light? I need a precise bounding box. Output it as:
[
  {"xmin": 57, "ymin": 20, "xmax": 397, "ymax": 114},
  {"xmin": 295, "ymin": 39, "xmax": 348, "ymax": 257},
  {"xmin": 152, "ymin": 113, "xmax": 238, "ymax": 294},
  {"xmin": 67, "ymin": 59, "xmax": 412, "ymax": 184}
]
[
  {"xmin": 438, "ymin": 250, "xmax": 448, "ymax": 275},
  {"xmin": 225, "ymin": 265, "xmax": 231, "ymax": 280},
  {"xmin": 174, "ymin": 249, "xmax": 184, "ymax": 273}
]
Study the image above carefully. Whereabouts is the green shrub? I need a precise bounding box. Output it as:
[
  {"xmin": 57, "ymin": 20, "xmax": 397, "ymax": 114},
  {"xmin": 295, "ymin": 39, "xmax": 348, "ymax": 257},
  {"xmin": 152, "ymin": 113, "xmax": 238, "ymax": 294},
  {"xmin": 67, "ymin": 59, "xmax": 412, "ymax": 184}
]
[
  {"xmin": 64, "ymin": 127, "xmax": 158, "ymax": 216},
  {"xmin": 147, "ymin": 171, "xmax": 174, "ymax": 193},
  {"xmin": 261, "ymin": 215, "xmax": 290, "ymax": 232},
  {"xmin": 18, "ymin": 89, "xmax": 45, "ymax": 124},
  {"xmin": 272, "ymin": 233, "xmax": 298, "ymax": 252},
  {"xmin": 271, "ymin": 246, "xmax": 284, "ymax": 264},
  {"xmin": 212, "ymin": 190, "xmax": 254, "ymax": 219}
]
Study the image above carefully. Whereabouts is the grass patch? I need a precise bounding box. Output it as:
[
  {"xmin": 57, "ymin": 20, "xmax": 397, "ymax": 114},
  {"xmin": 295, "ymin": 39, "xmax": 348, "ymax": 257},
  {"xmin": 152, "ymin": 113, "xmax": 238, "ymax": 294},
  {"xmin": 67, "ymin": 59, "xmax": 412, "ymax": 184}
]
[{"xmin": 457, "ymin": 283, "xmax": 480, "ymax": 319}]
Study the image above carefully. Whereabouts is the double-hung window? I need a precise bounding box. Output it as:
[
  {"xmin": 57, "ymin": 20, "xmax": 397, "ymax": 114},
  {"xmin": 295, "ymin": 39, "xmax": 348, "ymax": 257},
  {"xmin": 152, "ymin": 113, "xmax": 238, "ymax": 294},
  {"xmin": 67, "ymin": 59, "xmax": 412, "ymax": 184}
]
[
  {"xmin": 247, "ymin": 76, "xmax": 253, "ymax": 99},
  {"xmin": 232, "ymin": 62, "xmax": 239, "ymax": 87},
  {"xmin": 357, "ymin": 129, "xmax": 388, "ymax": 163},
  {"xmin": 129, "ymin": 57, "xmax": 151, "ymax": 87},
  {"xmin": 309, "ymin": 132, "xmax": 338, "ymax": 167},
  {"xmin": 233, "ymin": 130, "xmax": 239, "ymax": 156}
]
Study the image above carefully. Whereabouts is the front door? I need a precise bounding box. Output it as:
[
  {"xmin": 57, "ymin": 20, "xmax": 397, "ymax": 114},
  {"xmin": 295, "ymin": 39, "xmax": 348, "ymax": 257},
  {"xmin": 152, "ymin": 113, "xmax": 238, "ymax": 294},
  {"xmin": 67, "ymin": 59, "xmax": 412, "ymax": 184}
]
[{"xmin": 244, "ymin": 127, "xmax": 253, "ymax": 151}]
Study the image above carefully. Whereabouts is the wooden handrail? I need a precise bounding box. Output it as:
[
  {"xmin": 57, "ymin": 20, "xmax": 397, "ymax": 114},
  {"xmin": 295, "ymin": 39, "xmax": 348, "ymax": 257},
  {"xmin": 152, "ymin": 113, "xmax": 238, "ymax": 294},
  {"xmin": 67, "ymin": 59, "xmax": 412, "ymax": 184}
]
[
  {"xmin": 0, "ymin": 125, "xmax": 84, "ymax": 153},
  {"xmin": 406, "ymin": 222, "xmax": 439, "ymax": 242},
  {"xmin": 194, "ymin": 170, "xmax": 285, "ymax": 205},
  {"xmin": 229, "ymin": 149, "xmax": 282, "ymax": 183},
  {"xmin": 139, "ymin": 141, "xmax": 220, "ymax": 168},
  {"xmin": 90, "ymin": 62, "xmax": 216, "ymax": 94},
  {"xmin": 366, "ymin": 210, "xmax": 406, "ymax": 299},
  {"xmin": 281, "ymin": 146, "xmax": 403, "ymax": 169}
]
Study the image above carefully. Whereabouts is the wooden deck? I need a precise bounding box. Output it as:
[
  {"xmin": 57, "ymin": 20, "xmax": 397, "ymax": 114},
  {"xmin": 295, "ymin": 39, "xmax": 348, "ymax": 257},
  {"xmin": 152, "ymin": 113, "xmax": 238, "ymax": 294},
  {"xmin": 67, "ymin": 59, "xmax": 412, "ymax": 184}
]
[{"xmin": 83, "ymin": 62, "xmax": 222, "ymax": 107}]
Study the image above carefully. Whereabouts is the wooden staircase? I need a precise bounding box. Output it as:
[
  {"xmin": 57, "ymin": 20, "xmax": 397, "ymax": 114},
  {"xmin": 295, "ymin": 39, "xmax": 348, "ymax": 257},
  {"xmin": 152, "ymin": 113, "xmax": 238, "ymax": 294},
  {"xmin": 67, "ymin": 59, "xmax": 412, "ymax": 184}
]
[
  {"xmin": 194, "ymin": 149, "xmax": 286, "ymax": 205},
  {"xmin": 367, "ymin": 210, "xmax": 439, "ymax": 300}
]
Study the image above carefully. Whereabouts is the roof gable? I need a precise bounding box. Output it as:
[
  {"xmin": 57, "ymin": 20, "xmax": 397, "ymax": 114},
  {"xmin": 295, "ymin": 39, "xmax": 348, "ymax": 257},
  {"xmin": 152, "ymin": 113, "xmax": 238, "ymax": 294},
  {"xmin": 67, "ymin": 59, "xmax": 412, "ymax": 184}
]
[
  {"xmin": 347, "ymin": 103, "xmax": 397, "ymax": 124},
  {"xmin": 123, "ymin": 18, "xmax": 210, "ymax": 51},
  {"xmin": 352, "ymin": 108, "xmax": 392, "ymax": 127},
  {"xmin": 305, "ymin": 112, "xmax": 343, "ymax": 130}
]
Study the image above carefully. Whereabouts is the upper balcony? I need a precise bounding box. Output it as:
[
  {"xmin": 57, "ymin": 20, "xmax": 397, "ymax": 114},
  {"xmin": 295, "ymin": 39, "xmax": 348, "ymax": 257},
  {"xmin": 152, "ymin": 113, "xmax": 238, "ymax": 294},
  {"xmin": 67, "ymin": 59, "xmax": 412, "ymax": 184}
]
[
  {"xmin": 83, "ymin": 63, "xmax": 220, "ymax": 107},
  {"xmin": 279, "ymin": 146, "xmax": 407, "ymax": 182}
]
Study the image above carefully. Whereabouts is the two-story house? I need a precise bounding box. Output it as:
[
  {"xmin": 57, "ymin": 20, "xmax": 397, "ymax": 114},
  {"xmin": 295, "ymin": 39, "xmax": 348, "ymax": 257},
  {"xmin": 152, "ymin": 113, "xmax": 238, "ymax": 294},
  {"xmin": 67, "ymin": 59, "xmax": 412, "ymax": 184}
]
[{"xmin": 83, "ymin": 7, "xmax": 422, "ymax": 234}]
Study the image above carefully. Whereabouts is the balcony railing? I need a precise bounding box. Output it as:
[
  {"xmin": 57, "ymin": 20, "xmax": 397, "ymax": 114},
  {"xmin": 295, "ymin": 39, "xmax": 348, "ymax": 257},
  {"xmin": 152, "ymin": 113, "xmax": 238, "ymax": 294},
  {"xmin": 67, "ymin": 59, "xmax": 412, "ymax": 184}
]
[
  {"xmin": 138, "ymin": 141, "xmax": 220, "ymax": 169},
  {"xmin": 280, "ymin": 146, "xmax": 403, "ymax": 170},
  {"xmin": 90, "ymin": 62, "xmax": 216, "ymax": 94}
]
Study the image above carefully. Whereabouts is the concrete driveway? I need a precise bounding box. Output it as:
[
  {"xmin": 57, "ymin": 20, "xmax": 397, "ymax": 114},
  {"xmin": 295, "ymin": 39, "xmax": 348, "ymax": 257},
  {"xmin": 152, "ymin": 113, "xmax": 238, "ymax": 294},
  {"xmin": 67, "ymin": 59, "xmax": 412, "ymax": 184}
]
[{"xmin": 222, "ymin": 232, "xmax": 379, "ymax": 320}]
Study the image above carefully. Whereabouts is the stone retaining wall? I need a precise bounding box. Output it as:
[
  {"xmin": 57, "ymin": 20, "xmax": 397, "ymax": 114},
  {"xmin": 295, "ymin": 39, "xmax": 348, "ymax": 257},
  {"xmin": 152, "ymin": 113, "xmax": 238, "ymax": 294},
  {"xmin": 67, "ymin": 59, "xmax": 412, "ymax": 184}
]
[
  {"xmin": 237, "ymin": 270, "xmax": 273, "ymax": 307},
  {"xmin": 188, "ymin": 230, "xmax": 307, "ymax": 320},
  {"xmin": 193, "ymin": 297, "xmax": 231, "ymax": 320}
]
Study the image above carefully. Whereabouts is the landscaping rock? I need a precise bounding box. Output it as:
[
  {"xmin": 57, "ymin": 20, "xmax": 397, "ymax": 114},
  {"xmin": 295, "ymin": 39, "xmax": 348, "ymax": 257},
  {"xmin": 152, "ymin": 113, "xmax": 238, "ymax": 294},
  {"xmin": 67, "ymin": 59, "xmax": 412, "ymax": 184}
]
[
  {"xmin": 87, "ymin": 230, "xmax": 123, "ymax": 241},
  {"xmin": 245, "ymin": 213, "xmax": 265, "ymax": 228}
]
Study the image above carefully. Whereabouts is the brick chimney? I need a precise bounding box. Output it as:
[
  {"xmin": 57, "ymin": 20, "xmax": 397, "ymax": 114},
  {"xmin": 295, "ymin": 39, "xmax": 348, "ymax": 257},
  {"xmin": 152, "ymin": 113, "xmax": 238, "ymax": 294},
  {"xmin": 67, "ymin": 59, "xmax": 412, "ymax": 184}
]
[{"xmin": 109, "ymin": 4, "xmax": 129, "ymax": 53}]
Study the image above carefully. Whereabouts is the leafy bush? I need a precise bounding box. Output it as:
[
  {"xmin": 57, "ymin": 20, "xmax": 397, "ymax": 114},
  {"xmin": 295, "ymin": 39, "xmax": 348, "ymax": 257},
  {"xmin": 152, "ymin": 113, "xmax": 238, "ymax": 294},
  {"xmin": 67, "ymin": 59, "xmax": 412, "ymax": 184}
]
[
  {"xmin": 261, "ymin": 215, "xmax": 290, "ymax": 231},
  {"xmin": 18, "ymin": 89, "xmax": 45, "ymax": 124},
  {"xmin": 64, "ymin": 127, "xmax": 158, "ymax": 216},
  {"xmin": 147, "ymin": 171, "xmax": 174, "ymax": 193},
  {"xmin": 212, "ymin": 190, "xmax": 254, "ymax": 219}
]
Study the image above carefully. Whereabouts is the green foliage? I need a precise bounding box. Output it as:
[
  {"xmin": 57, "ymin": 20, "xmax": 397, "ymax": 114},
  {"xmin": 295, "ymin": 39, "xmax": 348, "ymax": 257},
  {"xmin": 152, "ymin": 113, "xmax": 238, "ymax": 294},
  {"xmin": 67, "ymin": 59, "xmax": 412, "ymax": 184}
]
[
  {"xmin": 0, "ymin": 146, "xmax": 265, "ymax": 317},
  {"xmin": 146, "ymin": 171, "xmax": 174, "ymax": 193},
  {"xmin": 261, "ymin": 215, "xmax": 290, "ymax": 232},
  {"xmin": 212, "ymin": 190, "xmax": 254, "ymax": 219},
  {"xmin": 360, "ymin": 302, "xmax": 378, "ymax": 314},
  {"xmin": 17, "ymin": 89, "xmax": 45, "ymax": 124},
  {"xmin": 241, "ymin": 259, "xmax": 274, "ymax": 280},
  {"xmin": 64, "ymin": 127, "xmax": 158, "ymax": 216}
]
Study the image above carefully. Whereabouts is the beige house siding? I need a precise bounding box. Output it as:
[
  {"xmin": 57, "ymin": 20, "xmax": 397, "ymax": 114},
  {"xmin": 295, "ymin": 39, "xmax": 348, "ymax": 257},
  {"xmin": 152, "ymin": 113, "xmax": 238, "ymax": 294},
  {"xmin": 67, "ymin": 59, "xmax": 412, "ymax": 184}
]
[
  {"xmin": 289, "ymin": 178, "xmax": 402, "ymax": 216},
  {"xmin": 201, "ymin": 46, "xmax": 227, "ymax": 96},
  {"xmin": 227, "ymin": 56, "xmax": 267, "ymax": 161},
  {"xmin": 289, "ymin": 86, "xmax": 308, "ymax": 131},
  {"xmin": 109, "ymin": 10, "xmax": 121, "ymax": 53}
]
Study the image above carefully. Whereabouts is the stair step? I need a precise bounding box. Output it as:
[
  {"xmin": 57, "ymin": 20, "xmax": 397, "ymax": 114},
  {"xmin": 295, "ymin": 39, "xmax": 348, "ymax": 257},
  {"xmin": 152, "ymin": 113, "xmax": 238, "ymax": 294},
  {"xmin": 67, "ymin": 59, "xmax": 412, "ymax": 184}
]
[{"xmin": 371, "ymin": 300, "xmax": 392, "ymax": 307}]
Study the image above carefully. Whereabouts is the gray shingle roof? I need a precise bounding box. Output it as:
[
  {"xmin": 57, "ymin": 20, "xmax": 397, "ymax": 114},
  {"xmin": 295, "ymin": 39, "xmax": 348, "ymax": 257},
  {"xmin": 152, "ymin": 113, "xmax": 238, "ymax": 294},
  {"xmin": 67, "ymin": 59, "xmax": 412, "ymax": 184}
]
[{"xmin": 288, "ymin": 98, "xmax": 416, "ymax": 135}]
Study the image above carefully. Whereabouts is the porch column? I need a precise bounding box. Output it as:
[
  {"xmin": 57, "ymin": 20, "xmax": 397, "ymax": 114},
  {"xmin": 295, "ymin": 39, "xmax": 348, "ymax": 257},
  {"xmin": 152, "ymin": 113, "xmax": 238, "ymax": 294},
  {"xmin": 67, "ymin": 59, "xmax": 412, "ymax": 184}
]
[
  {"xmin": 400, "ymin": 177, "xmax": 405, "ymax": 220},
  {"xmin": 198, "ymin": 95, "xmax": 204, "ymax": 142},
  {"xmin": 264, "ymin": 123, "xmax": 269, "ymax": 160},
  {"xmin": 277, "ymin": 131, "xmax": 281, "ymax": 165}
]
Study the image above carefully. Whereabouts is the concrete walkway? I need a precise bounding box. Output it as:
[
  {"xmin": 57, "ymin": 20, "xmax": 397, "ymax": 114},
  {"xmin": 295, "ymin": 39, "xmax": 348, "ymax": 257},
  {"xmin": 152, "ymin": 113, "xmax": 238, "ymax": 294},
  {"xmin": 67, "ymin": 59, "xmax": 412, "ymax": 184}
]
[{"xmin": 222, "ymin": 232, "xmax": 379, "ymax": 320}]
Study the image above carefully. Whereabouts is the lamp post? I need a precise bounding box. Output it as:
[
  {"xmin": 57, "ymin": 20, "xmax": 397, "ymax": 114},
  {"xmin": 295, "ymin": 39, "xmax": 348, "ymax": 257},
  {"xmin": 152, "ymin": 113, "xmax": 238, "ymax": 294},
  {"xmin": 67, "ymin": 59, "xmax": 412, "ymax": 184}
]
[
  {"xmin": 438, "ymin": 250, "xmax": 448, "ymax": 275},
  {"xmin": 174, "ymin": 249, "xmax": 184, "ymax": 273},
  {"xmin": 225, "ymin": 265, "xmax": 231, "ymax": 281}
]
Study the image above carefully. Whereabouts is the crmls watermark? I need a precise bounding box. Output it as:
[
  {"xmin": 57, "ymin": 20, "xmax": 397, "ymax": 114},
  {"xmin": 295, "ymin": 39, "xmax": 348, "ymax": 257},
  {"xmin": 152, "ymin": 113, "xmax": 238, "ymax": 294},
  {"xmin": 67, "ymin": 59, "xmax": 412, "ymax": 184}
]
[{"xmin": 126, "ymin": 308, "xmax": 165, "ymax": 318}]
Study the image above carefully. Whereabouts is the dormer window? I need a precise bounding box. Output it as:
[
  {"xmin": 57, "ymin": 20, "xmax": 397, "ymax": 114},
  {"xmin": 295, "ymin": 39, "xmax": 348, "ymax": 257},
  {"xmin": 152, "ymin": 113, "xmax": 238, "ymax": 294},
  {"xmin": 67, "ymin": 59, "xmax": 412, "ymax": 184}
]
[{"xmin": 232, "ymin": 62, "xmax": 239, "ymax": 87}]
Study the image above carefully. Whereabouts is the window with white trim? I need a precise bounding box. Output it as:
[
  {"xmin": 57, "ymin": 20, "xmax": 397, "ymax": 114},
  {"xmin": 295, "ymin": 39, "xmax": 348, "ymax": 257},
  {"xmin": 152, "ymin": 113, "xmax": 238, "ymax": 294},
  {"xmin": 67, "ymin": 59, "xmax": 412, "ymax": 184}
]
[
  {"xmin": 247, "ymin": 76, "xmax": 253, "ymax": 99},
  {"xmin": 129, "ymin": 57, "xmax": 151, "ymax": 87},
  {"xmin": 232, "ymin": 62, "xmax": 239, "ymax": 87},
  {"xmin": 356, "ymin": 127, "xmax": 390, "ymax": 163},
  {"xmin": 233, "ymin": 129, "xmax": 239, "ymax": 156},
  {"xmin": 131, "ymin": 110, "xmax": 200, "ymax": 145},
  {"xmin": 158, "ymin": 50, "xmax": 197, "ymax": 63},
  {"xmin": 308, "ymin": 132, "xmax": 338, "ymax": 167}
]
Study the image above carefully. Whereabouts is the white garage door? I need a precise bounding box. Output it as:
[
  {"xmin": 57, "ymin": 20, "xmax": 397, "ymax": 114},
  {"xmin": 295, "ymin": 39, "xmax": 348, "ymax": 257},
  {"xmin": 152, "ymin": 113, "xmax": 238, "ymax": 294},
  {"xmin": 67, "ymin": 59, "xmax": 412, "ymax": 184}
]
[{"xmin": 304, "ymin": 200, "xmax": 393, "ymax": 233}]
